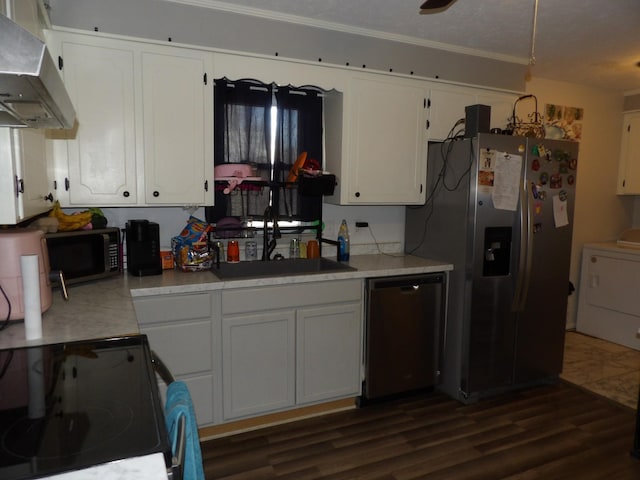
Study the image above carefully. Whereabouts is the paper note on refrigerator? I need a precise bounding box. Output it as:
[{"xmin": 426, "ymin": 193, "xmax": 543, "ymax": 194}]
[
  {"xmin": 553, "ymin": 194, "xmax": 569, "ymax": 227},
  {"xmin": 491, "ymin": 152, "xmax": 522, "ymax": 211}
]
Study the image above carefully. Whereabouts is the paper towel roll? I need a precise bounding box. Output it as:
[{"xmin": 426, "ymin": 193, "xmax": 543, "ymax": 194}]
[{"xmin": 20, "ymin": 254, "xmax": 42, "ymax": 340}]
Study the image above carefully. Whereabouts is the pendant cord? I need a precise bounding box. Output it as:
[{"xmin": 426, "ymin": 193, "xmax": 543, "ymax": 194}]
[{"xmin": 529, "ymin": 0, "xmax": 539, "ymax": 66}]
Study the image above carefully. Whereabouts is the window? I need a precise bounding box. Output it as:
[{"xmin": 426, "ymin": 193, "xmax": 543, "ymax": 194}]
[{"xmin": 207, "ymin": 78, "xmax": 324, "ymax": 223}]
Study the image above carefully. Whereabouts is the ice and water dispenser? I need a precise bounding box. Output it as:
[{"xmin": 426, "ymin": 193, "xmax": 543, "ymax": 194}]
[{"xmin": 483, "ymin": 227, "xmax": 512, "ymax": 277}]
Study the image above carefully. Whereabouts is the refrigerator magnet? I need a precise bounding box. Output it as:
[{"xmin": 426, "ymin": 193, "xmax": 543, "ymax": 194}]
[
  {"xmin": 550, "ymin": 174, "xmax": 562, "ymax": 189},
  {"xmin": 539, "ymin": 172, "xmax": 549, "ymax": 185},
  {"xmin": 532, "ymin": 158, "xmax": 540, "ymax": 171},
  {"xmin": 535, "ymin": 202, "xmax": 543, "ymax": 216}
]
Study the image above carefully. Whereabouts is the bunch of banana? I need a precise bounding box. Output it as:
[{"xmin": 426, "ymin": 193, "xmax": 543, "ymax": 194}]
[{"xmin": 49, "ymin": 201, "xmax": 94, "ymax": 231}]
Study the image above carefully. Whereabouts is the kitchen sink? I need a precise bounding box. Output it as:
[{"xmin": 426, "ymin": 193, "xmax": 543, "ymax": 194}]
[{"xmin": 211, "ymin": 257, "xmax": 355, "ymax": 279}]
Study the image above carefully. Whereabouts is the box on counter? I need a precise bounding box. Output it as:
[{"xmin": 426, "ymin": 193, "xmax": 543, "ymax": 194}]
[{"xmin": 160, "ymin": 249, "xmax": 174, "ymax": 270}]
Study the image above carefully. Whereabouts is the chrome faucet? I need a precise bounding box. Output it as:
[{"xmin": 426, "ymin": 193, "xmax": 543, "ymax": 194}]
[{"xmin": 262, "ymin": 206, "xmax": 281, "ymax": 261}]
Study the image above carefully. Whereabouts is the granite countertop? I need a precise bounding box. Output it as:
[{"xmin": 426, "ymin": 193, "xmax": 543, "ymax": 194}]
[{"xmin": 0, "ymin": 254, "xmax": 452, "ymax": 350}]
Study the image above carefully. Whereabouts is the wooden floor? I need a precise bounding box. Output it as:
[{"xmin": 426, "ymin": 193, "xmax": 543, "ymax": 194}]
[{"xmin": 201, "ymin": 382, "xmax": 640, "ymax": 479}]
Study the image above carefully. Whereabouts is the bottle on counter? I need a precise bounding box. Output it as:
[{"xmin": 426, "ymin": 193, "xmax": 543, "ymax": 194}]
[
  {"xmin": 338, "ymin": 219, "xmax": 350, "ymax": 262},
  {"xmin": 289, "ymin": 238, "xmax": 300, "ymax": 259}
]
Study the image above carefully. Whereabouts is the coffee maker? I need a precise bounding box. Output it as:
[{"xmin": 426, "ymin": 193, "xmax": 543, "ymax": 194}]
[{"xmin": 125, "ymin": 220, "xmax": 162, "ymax": 276}]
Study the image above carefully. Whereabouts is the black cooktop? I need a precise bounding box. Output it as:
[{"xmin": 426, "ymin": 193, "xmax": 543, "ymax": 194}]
[{"xmin": 0, "ymin": 335, "xmax": 171, "ymax": 480}]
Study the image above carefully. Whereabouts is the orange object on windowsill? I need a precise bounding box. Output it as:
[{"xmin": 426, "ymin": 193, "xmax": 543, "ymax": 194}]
[{"xmin": 286, "ymin": 151, "xmax": 308, "ymax": 184}]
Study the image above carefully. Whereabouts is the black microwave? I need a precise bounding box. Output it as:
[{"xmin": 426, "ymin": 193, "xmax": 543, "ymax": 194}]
[{"xmin": 45, "ymin": 228, "xmax": 122, "ymax": 284}]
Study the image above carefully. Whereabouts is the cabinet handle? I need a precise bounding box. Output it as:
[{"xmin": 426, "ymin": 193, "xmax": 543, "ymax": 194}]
[
  {"xmin": 153, "ymin": 191, "xmax": 160, "ymax": 197},
  {"xmin": 44, "ymin": 193, "xmax": 54, "ymax": 202},
  {"xmin": 123, "ymin": 191, "xmax": 130, "ymax": 198},
  {"xmin": 355, "ymin": 191, "xmax": 360, "ymax": 198},
  {"xmin": 204, "ymin": 180, "xmax": 209, "ymax": 192},
  {"xmin": 16, "ymin": 177, "xmax": 24, "ymax": 194},
  {"xmin": 58, "ymin": 56, "xmax": 63, "ymax": 70},
  {"xmin": 64, "ymin": 177, "xmax": 70, "ymax": 191}
]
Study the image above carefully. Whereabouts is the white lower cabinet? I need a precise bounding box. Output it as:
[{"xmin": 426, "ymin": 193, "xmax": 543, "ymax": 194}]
[
  {"xmin": 134, "ymin": 291, "xmax": 219, "ymax": 426},
  {"xmin": 221, "ymin": 279, "xmax": 363, "ymax": 421},
  {"xmin": 133, "ymin": 279, "xmax": 363, "ymax": 426},
  {"xmin": 296, "ymin": 303, "xmax": 362, "ymax": 405},
  {"xmin": 222, "ymin": 310, "xmax": 296, "ymax": 419}
]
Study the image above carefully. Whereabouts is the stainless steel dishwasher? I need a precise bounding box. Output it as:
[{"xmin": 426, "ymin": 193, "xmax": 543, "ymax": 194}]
[{"xmin": 361, "ymin": 273, "xmax": 446, "ymax": 403}]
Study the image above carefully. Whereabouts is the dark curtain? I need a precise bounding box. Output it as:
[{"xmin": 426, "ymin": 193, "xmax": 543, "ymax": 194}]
[
  {"xmin": 273, "ymin": 86, "xmax": 324, "ymax": 220},
  {"xmin": 206, "ymin": 79, "xmax": 324, "ymax": 223},
  {"xmin": 208, "ymin": 78, "xmax": 271, "ymax": 222}
]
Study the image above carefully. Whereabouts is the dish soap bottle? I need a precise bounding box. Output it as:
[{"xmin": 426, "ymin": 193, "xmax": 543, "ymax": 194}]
[{"xmin": 338, "ymin": 219, "xmax": 350, "ymax": 262}]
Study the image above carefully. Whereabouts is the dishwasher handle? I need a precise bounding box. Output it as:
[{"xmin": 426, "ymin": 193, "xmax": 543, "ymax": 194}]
[
  {"xmin": 400, "ymin": 285, "xmax": 421, "ymax": 292},
  {"xmin": 368, "ymin": 273, "xmax": 444, "ymax": 291}
]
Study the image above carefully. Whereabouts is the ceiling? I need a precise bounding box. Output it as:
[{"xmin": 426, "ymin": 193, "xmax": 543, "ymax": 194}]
[{"xmin": 202, "ymin": 0, "xmax": 640, "ymax": 94}]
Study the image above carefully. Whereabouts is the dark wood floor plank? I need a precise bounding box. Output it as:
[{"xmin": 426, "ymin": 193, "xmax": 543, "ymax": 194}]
[{"xmin": 201, "ymin": 382, "xmax": 640, "ymax": 479}]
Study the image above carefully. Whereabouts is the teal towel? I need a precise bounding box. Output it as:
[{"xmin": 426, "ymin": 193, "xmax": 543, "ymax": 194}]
[{"xmin": 165, "ymin": 381, "xmax": 205, "ymax": 480}]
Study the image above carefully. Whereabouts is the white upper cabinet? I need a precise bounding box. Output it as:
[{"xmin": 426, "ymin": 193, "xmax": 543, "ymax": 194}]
[
  {"xmin": 57, "ymin": 36, "xmax": 138, "ymax": 205},
  {"xmin": 0, "ymin": 128, "xmax": 55, "ymax": 224},
  {"xmin": 427, "ymin": 84, "xmax": 518, "ymax": 140},
  {"xmin": 617, "ymin": 111, "xmax": 640, "ymax": 194},
  {"xmin": 48, "ymin": 31, "xmax": 213, "ymax": 207},
  {"xmin": 427, "ymin": 85, "xmax": 476, "ymax": 141},
  {"xmin": 476, "ymin": 91, "xmax": 518, "ymax": 132},
  {"xmin": 326, "ymin": 73, "xmax": 428, "ymax": 205},
  {"xmin": 142, "ymin": 47, "xmax": 213, "ymax": 205}
]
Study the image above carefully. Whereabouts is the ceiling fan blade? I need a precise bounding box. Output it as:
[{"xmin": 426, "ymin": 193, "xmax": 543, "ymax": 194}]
[{"xmin": 420, "ymin": 0, "xmax": 455, "ymax": 9}]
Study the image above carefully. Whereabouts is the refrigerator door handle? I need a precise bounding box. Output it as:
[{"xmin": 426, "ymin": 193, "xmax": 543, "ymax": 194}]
[
  {"xmin": 512, "ymin": 177, "xmax": 530, "ymax": 312},
  {"xmin": 519, "ymin": 180, "xmax": 534, "ymax": 310}
]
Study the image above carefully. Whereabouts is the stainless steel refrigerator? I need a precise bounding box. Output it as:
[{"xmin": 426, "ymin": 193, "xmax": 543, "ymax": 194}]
[{"xmin": 405, "ymin": 133, "xmax": 579, "ymax": 403}]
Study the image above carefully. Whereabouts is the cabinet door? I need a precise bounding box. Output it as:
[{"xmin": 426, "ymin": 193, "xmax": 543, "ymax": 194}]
[
  {"xmin": 222, "ymin": 311, "xmax": 295, "ymax": 419},
  {"xmin": 0, "ymin": 129, "xmax": 53, "ymax": 224},
  {"xmin": 296, "ymin": 303, "xmax": 362, "ymax": 405},
  {"xmin": 14, "ymin": 129, "xmax": 54, "ymax": 219},
  {"xmin": 346, "ymin": 75, "xmax": 427, "ymax": 204},
  {"xmin": 427, "ymin": 85, "xmax": 476, "ymax": 141},
  {"xmin": 0, "ymin": 129, "xmax": 20, "ymax": 224},
  {"xmin": 60, "ymin": 37, "xmax": 138, "ymax": 205},
  {"xmin": 617, "ymin": 111, "xmax": 640, "ymax": 194},
  {"xmin": 142, "ymin": 322, "xmax": 214, "ymax": 425},
  {"xmin": 428, "ymin": 86, "xmax": 517, "ymax": 140},
  {"xmin": 142, "ymin": 48, "xmax": 213, "ymax": 205},
  {"xmin": 476, "ymin": 92, "xmax": 518, "ymax": 132}
]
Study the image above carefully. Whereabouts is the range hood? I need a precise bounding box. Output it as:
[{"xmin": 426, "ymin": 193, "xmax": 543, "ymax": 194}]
[{"xmin": 0, "ymin": 14, "xmax": 75, "ymax": 129}]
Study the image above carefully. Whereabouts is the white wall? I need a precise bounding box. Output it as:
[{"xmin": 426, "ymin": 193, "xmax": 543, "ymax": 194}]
[
  {"xmin": 97, "ymin": 203, "xmax": 406, "ymax": 258},
  {"xmin": 525, "ymin": 77, "xmax": 634, "ymax": 328}
]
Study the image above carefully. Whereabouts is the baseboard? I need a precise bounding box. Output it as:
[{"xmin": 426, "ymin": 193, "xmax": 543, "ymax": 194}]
[{"xmin": 198, "ymin": 397, "xmax": 357, "ymax": 440}]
